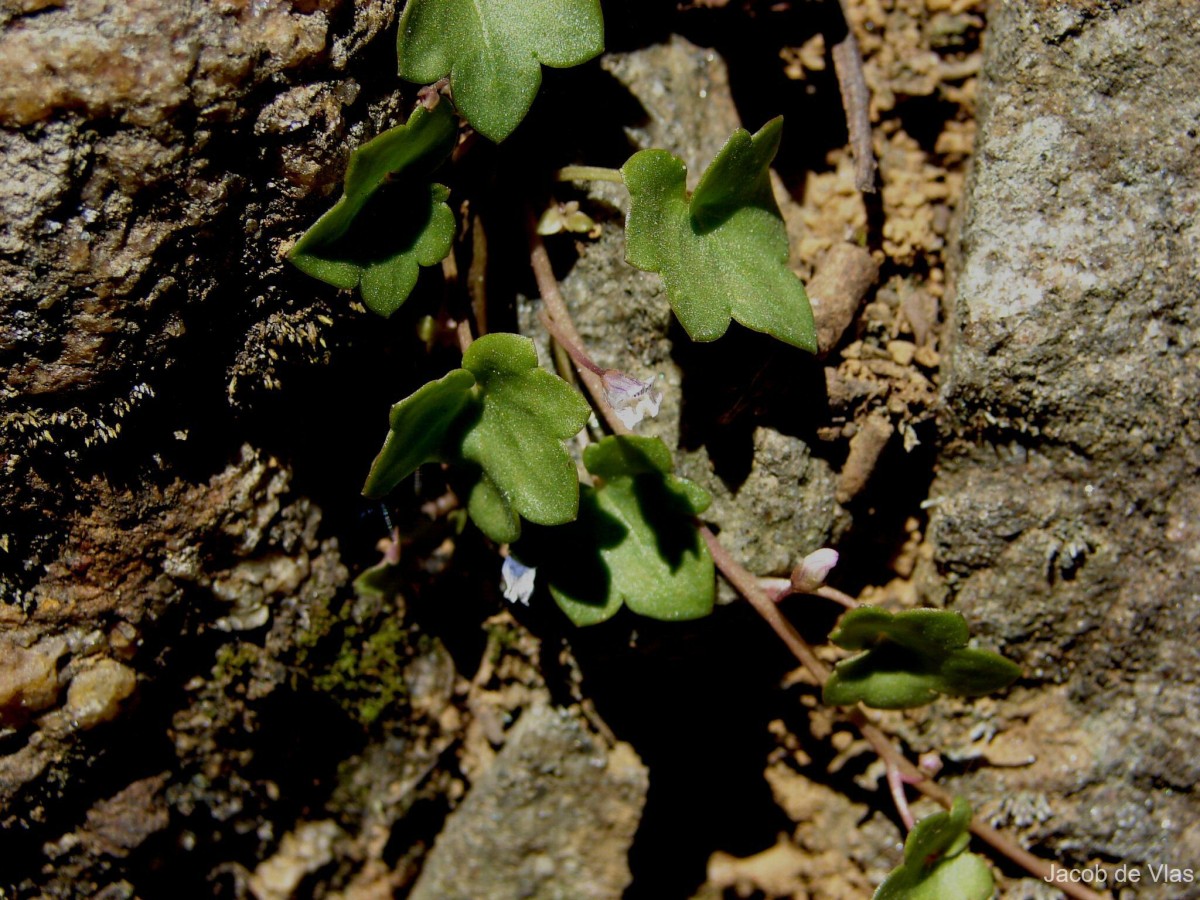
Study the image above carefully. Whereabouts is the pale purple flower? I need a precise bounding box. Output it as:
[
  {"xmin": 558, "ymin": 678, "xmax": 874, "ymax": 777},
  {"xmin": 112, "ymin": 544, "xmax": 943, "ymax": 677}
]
[
  {"xmin": 790, "ymin": 548, "xmax": 840, "ymax": 593},
  {"xmin": 501, "ymin": 556, "xmax": 537, "ymax": 606},
  {"xmin": 601, "ymin": 369, "xmax": 663, "ymax": 429}
]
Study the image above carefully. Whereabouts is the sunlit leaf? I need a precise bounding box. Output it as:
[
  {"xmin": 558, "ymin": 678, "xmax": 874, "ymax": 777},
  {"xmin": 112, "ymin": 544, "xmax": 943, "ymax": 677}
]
[
  {"xmin": 397, "ymin": 0, "xmax": 604, "ymax": 142},
  {"xmin": 362, "ymin": 334, "xmax": 591, "ymax": 542},
  {"xmin": 622, "ymin": 118, "xmax": 817, "ymax": 351},
  {"xmin": 875, "ymin": 798, "xmax": 994, "ymax": 900},
  {"xmin": 289, "ymin": 102, "xmax": 458, "ymax": 316},
  {"xmin": 516, "ymin": 435, "xmax": 714, "ymax": 626}
]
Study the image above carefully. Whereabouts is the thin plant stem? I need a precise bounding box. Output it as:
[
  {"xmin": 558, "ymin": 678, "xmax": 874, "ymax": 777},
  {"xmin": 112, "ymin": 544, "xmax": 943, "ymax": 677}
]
[
  {"xmin": 886, "ymin": 760, "xmax": 916, "ymax": 830},
  {"xmin": 815, "ymin": 584, "xmax": 860, "ymax": 609},
  {"xmin": 455, "ymin": 319, "xmax": 473, "ymax": 353},
  {"xmin": 526, "ymin": 213, "xmax": 631, "ymax": 436},
  {"xmin": 555, "ymin": 165, "xmax": 625, "ymax": 184},
  {"xmin": 831, "ymin": 2, "xmax": 878, "ymax": 193},
  {"xmin": 537, "ymin": 309, "xmax": 605, "ymax": 378},
  {"xmin": 701, "ymin": 524, "xmax": 1105, "ymax": 900}
]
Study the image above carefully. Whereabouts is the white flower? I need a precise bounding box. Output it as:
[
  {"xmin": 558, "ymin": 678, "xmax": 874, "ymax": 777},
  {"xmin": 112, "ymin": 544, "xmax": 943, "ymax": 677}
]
[
  {"xmin": 501, "ymin": 556, "xmax": 537, "ymax": 606},
  {"xmin": 790, "ymin": 548, "xmax": 840, "ymax": 593},
  {"xmin": 601, "ymin": 369, "xmax": 663, "ymax": 429}
]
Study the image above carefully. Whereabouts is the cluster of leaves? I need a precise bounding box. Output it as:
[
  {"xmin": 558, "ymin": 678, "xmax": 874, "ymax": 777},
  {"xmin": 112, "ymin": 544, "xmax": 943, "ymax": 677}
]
[
  {"xmin": 285, "ymin": 0, "xmax": 818, "ymax": 623},
  {"xmin": 362, "ymin": 333, "xmax": 591, "ymax": 542},
  {"xmin": 514, "ymin": 436, "xmax": 714, "ymax": 626},
  {"xmin": 823, "ymin": 607, "xmax": 1022, "ymax": 709}
]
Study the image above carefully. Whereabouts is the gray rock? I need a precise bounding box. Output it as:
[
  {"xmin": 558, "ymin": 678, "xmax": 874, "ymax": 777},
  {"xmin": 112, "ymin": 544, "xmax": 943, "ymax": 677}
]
[
  {"xmin": 543, "ymin": 36, "xmax": 847, "ymax": 582},
  {"xmin": 408, "ymin": 704, "xmax": 648, "ymax": 900},
  {"xmin": 925, "ymin": 1, "xmax": 1200, "ymax": 892}
]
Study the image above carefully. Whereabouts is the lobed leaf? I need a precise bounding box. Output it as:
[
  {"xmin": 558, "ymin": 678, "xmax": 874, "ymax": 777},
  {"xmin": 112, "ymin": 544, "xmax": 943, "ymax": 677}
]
[
  {"xmin": 622, "ymin": 117, "xmax": 817, "ymax": 351},
  {"xmin": 361, "ymin": 333, "xmax": 591, "ymax": 542},
  {"xmin": 516, "ymin": 436, "xmax": 714, "ymax": 626},
  {"xmin": 397, "ymin": 0, "xmax": 604, "ymax": 142},
  {"xmin": 289, "ymin": 102, "xmax": 458, "ymax": 316},
  {"xmin": 823, "ymin": 606, "xmax": 1021, "ymax": 709},
  {"xmin": 458, "ymin": 333, "xmax": 592, "ymax": 531},
  {"xmin": 874, "ymin": 798, "xmax": 994, "ymax": 900},
  {"xmin": 362, "ymin": 368, "xmax": 475, "ymax": 499}
]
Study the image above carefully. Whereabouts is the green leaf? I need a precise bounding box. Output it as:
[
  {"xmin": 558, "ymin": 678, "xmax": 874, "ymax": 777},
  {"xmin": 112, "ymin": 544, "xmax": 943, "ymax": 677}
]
[
  {"xmin": 622, "ymin": 118, "xmax": 817, "ymax": 351},
  {"xmin": 516, "ymin": 436, "xmax": 714, "ymax": 626},
  {"xmin": 823, "ymin": 607, "xmax": 1021, "ymax": 709},
  {"xmin": 288, "ymin": 102, "xmax": 458, "ymax": 316},
  {"xmin": 397, "ymin": 0, "xmax": 605, "ymax": 142},
  {"xmin": 458, "ymin": 333, "xmax": 592, "ymax": 532},
  {"xmin": 363, "ymin": 368, "xmax": 476, "ymax": 499},
  {"xmin": 875, "ymin": 798, "xmax": 994, "ymax": 900},
  {"xmin": 362, "ymin": 333, "xmax": 591, "ymax": 541},
  {"xmin": 466, "ymin": 472, "xmax": 521, "ymax": 545}
]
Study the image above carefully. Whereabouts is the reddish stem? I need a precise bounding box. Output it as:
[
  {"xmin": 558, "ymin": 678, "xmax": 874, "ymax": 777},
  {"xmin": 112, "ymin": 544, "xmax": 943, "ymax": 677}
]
[
  {"xmin": 701, "ymin": 524, "xmax": 1106, "ymax": 900},
  {"xmin": 526, "ymin": 213, "xmax": 631, "ymax": 436}
]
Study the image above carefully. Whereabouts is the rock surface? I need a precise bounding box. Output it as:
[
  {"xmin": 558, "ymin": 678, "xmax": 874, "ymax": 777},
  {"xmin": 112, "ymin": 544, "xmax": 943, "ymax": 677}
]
[
  {"xmin": 545, "ymin": 36, "xmax": 850, "ymax": 581},
  {"xmin": 408, "ymin": 703, "xmax": 648, "ymax": 900},
  {"xmin": 924, "ymin": 1, "xmax": 1200, "ymax": 893}
]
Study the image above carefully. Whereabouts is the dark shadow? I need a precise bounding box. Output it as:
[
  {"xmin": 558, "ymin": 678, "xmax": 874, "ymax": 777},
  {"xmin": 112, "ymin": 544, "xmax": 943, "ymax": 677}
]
[
  {"xmin": 675, "ymin": 0, "xmax": 851, "ymax": 186},
  {"xmin": 829, "ymin": 418, "xmax": 939, "ymax": 596},
  {"xmin": 673, "ymin": 323, "xmax": 829, "ymax": 489},
  {"xmin": 562, "ymin": 603, "xmax": 798, "ymax": 899}
]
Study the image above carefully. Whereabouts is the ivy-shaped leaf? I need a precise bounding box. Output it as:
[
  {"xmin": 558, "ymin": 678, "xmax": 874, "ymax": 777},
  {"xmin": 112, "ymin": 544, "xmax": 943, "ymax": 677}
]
[
  {"xmin": 288, "ymin": 102, "xmax": 458, "ymax": 317},
  {"xmin": 823, "ymin": 607, "xmax": 1022, "ymax": 709},
  {"xmin": 515, "ymin": 435, "xmax": 714, "ymax": 626},
  {"xmin": 622, "ymin": 117, "xmax": 817, "ymax": 351},
  {"xmin": 457, "ymin": 334, "xmax": 591, "ymax": 532},
  {"xmin": 362, "ymin": 333, "xmax": 591, "ymax": 542},
  {"xmin": 397, "ymin": 0, "xmax": 604, "ymax": 143},
  {"xmin": 874, "ymin": 798, "xmax": 994, "ymax": 900}
]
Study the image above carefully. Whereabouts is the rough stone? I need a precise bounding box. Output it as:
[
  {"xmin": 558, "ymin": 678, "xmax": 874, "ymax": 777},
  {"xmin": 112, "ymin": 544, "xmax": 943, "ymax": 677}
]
[
  {"xmin": 0, "ymin": 0, "xmax": 400, "ymax": 598},
  {"xmin": 542, "ymin": 36, "xmax": 848, "ymax": 580},
  {"xmin": 408, "ymin": 704, "xmax": 648, "ymax": 900},
  {"xmin": 923, "ymin": 1, "xmax": 1200, "ymax": 892},
  {"xmin": 64, "ymin": 658, "xmax": 137, "ymax": 730},
  {"xmin": 0, "ymin": 635, "xmax": 66, "ymax": 727}
]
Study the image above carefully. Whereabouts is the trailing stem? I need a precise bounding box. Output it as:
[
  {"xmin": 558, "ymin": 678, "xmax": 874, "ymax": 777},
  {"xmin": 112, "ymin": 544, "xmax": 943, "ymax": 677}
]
[
  {"xmin": 701, "ymin": 525, "xmax": 1104, "ymax": 900},
  {"xmin": 526, "ymin": 212, "xmax": 632, "ymax": 437},
  {"xmin": 523, "ymin": 233, "xmax": 1099, "ymax": 900}
]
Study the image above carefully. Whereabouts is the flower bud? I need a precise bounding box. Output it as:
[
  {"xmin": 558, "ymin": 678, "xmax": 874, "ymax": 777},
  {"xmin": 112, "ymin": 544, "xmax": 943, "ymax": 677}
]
[{"xmin": 790, "ymin": 548, "xmax": 839, "ymax": 593}]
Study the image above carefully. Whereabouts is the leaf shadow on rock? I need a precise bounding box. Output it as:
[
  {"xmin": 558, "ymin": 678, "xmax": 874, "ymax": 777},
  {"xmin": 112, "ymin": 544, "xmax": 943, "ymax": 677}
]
[
  {"xmin": 672, "ymin": 323, "xmax": 830, "ymax": 489},
  {"xmin": 535, "ymin": 603, "xmax": 800, "ymax": 900},
  {"xmin": 673, "ymin": 0, "xmax": 850, "ymax": 184}
]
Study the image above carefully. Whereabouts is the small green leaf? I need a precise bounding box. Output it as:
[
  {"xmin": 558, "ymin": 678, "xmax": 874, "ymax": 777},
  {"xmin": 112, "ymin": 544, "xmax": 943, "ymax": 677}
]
[
  {"xmin": 459, "ymin": 333, "xmax": 592, "ymax": 532},
  {"xmin": 875, "ymin": 798, "xmax": 994, "ymax": 900},
  {"xmin": 397, "ymin": 0, "xmax": 605, "ymax": 142},
  {"xmin": 362, "ymin": 334, "xmax": 591, "ymax": 542},
  {"xmin": 823, "ymin": 607, "xmax": 1021, "ymax": 710},
  {"xmin": 517, "ymin": 435, "xmax": 715, "ymax": 626},
  {"xmin": 622, "ymin": 118, "xmax": 817, "ymax": 351},
  {"xmin": 289, "ymin": 102, "xmax": 458, "ymax": 316},
  {"xmin": 363, "ymin": 368, "xmax": 476, "ymax": 499}
]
